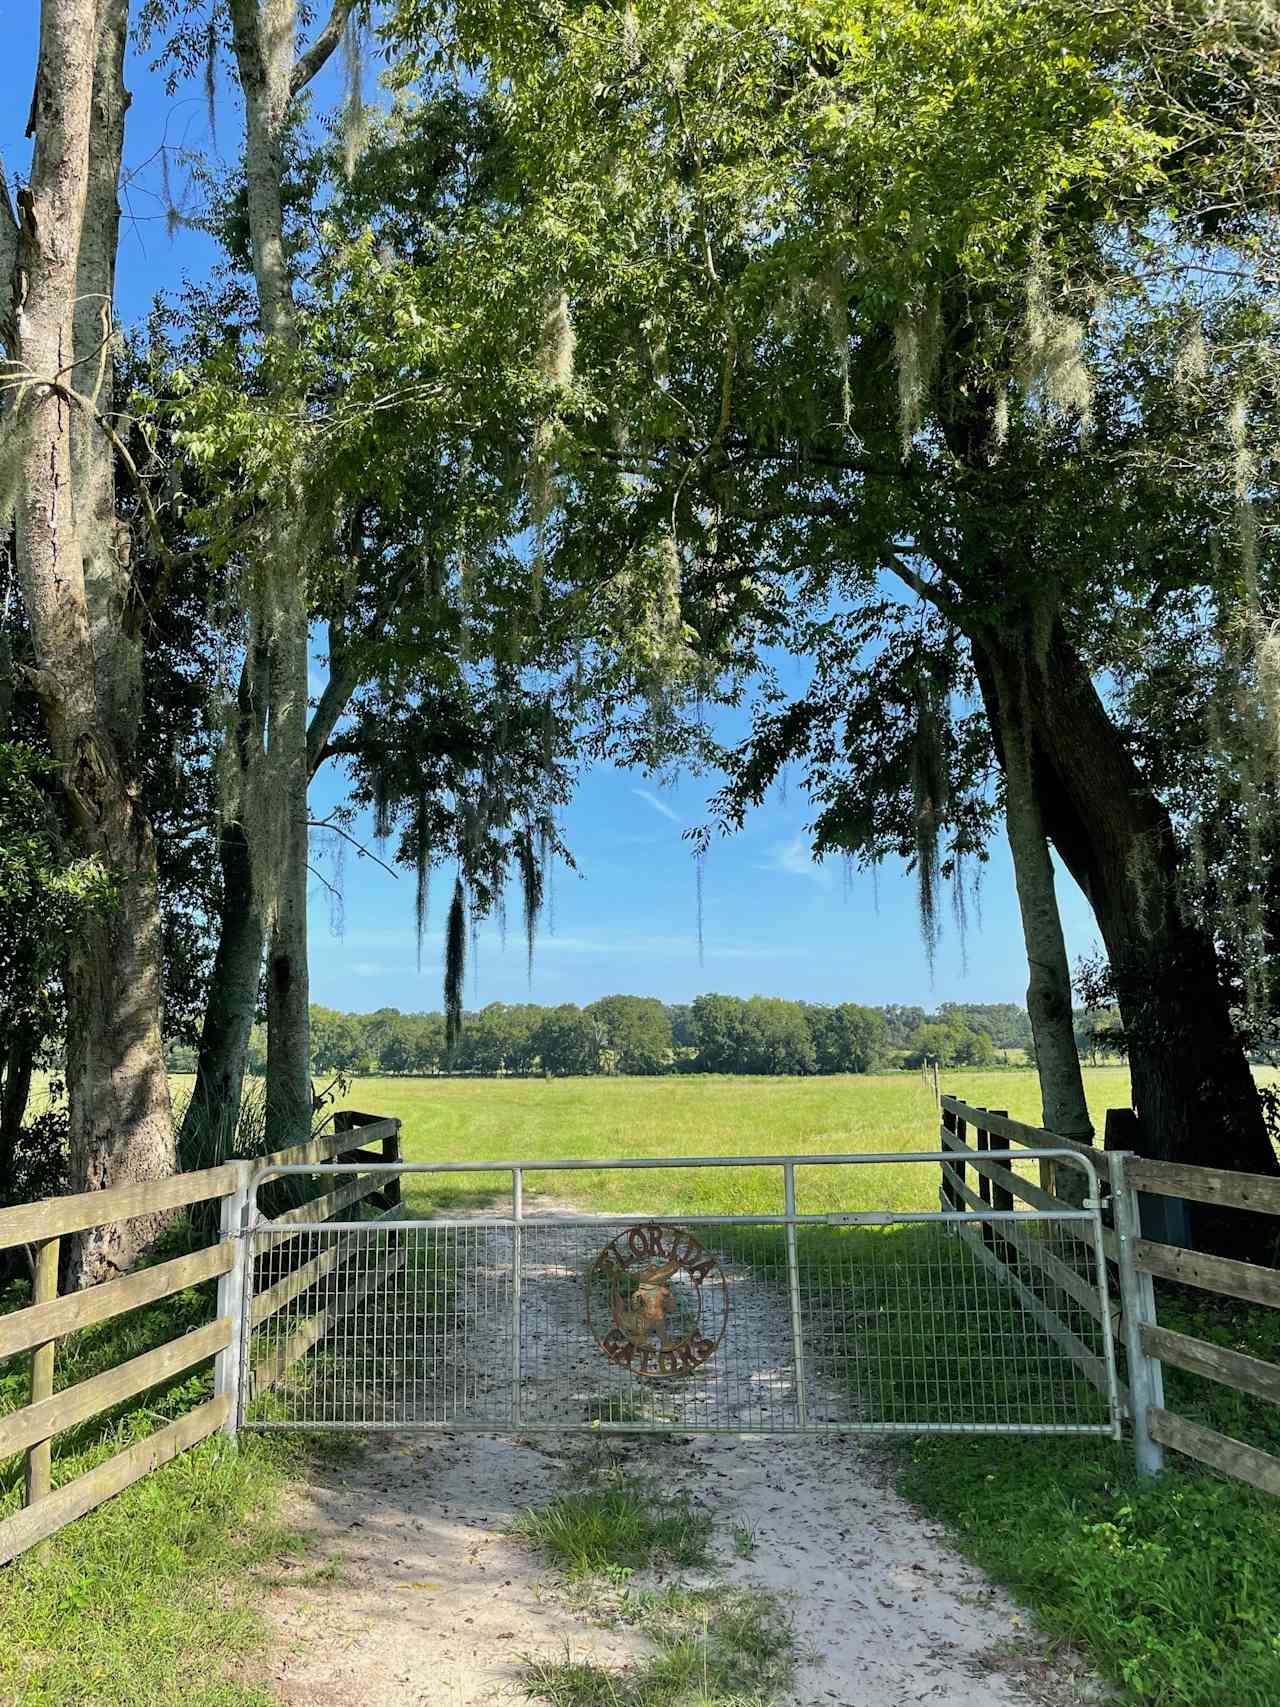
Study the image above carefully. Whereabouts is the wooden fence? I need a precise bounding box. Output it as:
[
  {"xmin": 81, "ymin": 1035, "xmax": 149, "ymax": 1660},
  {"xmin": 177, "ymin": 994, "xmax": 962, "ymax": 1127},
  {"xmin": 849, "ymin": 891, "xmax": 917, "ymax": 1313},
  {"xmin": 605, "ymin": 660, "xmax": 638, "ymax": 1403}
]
[
  {"xmin": 941, "ymin": 1094, "xmax": 1280, "ymax": 1492},
  {"xmin": 0, "ymin": 1110, "xmax": 400, "ymax": 1566}
]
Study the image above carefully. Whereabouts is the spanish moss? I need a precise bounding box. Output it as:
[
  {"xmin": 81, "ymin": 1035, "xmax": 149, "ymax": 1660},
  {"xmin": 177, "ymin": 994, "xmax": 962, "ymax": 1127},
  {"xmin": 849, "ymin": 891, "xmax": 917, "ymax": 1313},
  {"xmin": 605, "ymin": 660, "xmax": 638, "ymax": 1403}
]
[{"xmin": 445, "ymin": 875, "xmax": 466, "ymax": 1052}]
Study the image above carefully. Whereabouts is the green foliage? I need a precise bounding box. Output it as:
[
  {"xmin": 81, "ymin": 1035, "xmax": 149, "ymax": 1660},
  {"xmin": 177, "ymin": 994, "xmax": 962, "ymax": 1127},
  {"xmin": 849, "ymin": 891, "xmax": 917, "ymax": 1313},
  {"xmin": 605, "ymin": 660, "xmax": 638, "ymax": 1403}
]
[
  {"xmin": 0, "ymin": 743, "xmax": 116, "ymax": 1047},
  {"xmin": 534, "ymin": 1004, "xmax": 604, "ymax": 1077},
  {"xmin": 904, "ymin": 1020, "xmax": 995, "ymax": 1069},
  {"xmin": 588, "ymin": 995, "xmax": 674, "ymax": 1075}
]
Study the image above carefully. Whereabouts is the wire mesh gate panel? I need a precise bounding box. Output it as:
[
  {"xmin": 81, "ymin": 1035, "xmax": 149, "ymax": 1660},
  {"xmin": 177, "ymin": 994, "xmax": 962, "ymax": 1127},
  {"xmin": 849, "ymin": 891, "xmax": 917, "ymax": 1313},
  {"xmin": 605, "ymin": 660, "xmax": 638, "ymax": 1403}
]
[{"xmin": 239, "ymin": 1151, "xmax": 1122, "ymax": 1437}]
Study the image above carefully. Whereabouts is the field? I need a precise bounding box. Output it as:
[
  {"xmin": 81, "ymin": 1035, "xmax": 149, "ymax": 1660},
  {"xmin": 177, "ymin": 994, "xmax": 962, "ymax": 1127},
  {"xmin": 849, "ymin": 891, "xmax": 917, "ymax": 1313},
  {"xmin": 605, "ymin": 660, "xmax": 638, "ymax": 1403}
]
[{"xmin": 324, "ymin": 1065, "xmax": 1136, "ymax": 1217}]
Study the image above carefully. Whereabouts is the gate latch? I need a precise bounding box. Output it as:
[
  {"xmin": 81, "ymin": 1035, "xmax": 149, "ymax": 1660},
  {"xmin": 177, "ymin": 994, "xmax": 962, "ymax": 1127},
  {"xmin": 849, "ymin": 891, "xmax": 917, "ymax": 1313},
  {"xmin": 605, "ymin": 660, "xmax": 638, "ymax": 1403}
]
[{"xmin": 1083, "ymin": 1195, "xmax": 1109, "ymax": 1211}]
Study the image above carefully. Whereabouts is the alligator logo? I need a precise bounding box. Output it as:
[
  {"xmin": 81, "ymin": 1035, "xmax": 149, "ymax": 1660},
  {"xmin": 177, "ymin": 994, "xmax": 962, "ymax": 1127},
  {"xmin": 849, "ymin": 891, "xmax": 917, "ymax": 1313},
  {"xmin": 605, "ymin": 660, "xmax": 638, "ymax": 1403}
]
[{"xmin": 586, "ymin": 1223, "xmax": 728, "ymax": 1378}]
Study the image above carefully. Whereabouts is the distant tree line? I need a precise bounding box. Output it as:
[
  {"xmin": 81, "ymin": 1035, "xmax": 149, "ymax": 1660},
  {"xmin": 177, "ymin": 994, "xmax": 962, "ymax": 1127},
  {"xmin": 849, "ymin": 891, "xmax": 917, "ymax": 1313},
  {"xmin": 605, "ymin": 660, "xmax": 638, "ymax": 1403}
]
[{"xmin": 164, "ymin": 996, "xmax": 1067, "ymax": 1079}]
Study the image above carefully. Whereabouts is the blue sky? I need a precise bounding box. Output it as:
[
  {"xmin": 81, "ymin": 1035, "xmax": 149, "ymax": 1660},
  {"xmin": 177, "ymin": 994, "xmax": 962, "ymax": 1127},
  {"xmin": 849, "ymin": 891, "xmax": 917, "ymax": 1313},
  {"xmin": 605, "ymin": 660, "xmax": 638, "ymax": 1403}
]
[{"xmin": 3, "ymin": 11, "xmax": 1103, "ymax": 1013}]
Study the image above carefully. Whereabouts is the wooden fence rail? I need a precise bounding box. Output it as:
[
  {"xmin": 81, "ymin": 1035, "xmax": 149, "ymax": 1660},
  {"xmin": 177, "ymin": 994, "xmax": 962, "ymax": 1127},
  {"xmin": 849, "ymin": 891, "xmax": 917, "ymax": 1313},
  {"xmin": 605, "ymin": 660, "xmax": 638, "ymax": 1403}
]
[
  {"xmin": 941, "ymin": 1094, "xmax": 1280, "ymax": 1494},
  {"xmin": 0, "ymin": 1110, "xmax": 401, "ymax": 1567}
]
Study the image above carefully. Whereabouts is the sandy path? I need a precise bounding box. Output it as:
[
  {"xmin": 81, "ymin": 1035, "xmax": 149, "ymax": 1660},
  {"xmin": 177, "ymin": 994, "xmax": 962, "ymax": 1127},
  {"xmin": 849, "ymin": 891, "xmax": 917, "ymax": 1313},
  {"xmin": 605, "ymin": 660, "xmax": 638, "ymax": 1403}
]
[
  {"xmin": 258, "ymin": 1428, "xmax": 1099, "ymax": 1707},
  {"xmin": 255, "ymin": 1199, "xmax": 1103, "ymax": 1706}
]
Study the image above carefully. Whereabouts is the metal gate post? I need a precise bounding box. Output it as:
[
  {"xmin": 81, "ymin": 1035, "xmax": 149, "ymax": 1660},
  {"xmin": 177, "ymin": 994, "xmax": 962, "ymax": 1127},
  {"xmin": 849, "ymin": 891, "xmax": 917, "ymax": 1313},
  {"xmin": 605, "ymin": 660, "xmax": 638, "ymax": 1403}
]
[
  {"xmin": 214, "ymin": 1161, "xmax": 254, "ymax": 1437},
  {"xmin": 511, "ymin": 1168, "xmax": 523, "ymax": 1429},
  {"xmin": 783, "ymin": 1163, "xmax": 808, "ymax": 1429},
  {"xmin": 1110, "ymin": 1151, "xmax": 1166, "ymax": 1476}
]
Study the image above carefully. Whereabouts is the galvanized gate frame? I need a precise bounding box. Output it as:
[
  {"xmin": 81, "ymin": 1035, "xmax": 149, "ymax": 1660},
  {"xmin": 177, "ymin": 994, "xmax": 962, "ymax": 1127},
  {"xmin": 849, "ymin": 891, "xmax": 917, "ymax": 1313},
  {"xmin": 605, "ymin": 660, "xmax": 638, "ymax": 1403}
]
[{"xmin": 232, "ymin": 1147, "xmax": 1123, "ymax": 1440}]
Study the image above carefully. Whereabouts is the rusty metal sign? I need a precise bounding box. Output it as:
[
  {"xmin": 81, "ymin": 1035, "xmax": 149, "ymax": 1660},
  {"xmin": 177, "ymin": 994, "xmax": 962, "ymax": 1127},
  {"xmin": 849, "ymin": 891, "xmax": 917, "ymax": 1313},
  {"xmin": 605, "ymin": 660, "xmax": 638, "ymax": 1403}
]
[{"xmin": 585, "ymin": 1222, "xmax": 729, "ymax": 1378}]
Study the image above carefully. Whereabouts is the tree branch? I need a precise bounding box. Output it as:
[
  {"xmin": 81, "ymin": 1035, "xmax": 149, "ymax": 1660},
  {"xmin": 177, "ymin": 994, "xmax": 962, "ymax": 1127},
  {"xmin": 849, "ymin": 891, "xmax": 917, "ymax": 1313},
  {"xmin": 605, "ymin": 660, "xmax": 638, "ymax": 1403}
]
[
  {"xmin": 291, "ymin": 0, "xmax": 356, "ymax": 95},
  {"xmin": 308, "ymin": 816, "xmax": 400, "ymax": 879},
  {"xmin": 306, "ymin": 558, "xmax": 423, "ymax": 779},
  {"xmin": 880, "ymin": 549, "xmax": 963, "ymax": 623}
]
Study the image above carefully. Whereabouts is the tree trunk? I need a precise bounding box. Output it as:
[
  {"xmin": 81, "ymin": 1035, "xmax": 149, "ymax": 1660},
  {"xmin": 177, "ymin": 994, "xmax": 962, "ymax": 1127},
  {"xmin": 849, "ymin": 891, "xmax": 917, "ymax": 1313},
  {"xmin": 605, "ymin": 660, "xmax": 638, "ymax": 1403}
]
[
  {"xmin": 980, "ymin": 613, "xmax": 1276, "ymax": 1186},
  {"xmin": 0, "ymin": 1036, "xmax": 35, "ymax": 1198},
  {"xmin": 228, "ymin": 0, "xmax": 318, "ymax": 1149},
  {"xmin": 264, "ymin": 577, "xmax": 314, "ymax": 1147},
  {"xmin": 9, "ymin": 0, "xmax": 175, "ymax": 1280},
  {"xmin": 972, "ymin": 647, "xmax": 1093, "ymax": 1147},
  {"xmin": 184, "ymin": 615, "xmax": 366, "ymax": 1155},
  {"xmin": 180, "ymin": 822, "xmax": 265, "ymax": 1162}
]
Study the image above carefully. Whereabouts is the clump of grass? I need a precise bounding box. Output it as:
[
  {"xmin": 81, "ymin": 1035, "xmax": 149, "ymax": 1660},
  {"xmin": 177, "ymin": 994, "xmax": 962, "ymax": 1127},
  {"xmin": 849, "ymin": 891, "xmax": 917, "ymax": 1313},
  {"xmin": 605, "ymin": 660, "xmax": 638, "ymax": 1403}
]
[
  {"xmin": 731, "ymin": 1525, "xmax": 756, "ymax": 1560},
  {"xmin": 523, "ymin": 1584, "xmax": 794, "ymax": 1707},
  {"xmin": 511, "ymin": 1478, "xmax": 712, "ymax": 1580}
]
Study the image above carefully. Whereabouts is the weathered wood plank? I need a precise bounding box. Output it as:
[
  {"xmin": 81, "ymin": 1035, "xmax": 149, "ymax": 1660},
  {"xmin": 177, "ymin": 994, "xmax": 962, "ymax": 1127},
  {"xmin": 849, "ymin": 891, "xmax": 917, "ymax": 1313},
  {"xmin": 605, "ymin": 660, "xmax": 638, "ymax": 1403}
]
[
  {"xmin": 0, "ymin": 1242, "xmax": 235, "ymax": 1364},
  {"xmin": 940, "ymin": 1128, "xmax": 1077, "ymax": 1215},
  {"xmin": 258, "ymin": 1117, "xmax": 399, "ymax": 1174},
  {"xmin": 942, "ymin": 1165, "xmax": 1105, "ymax": 1322},
  {"xmin": 0, "ymin": 1166, "xmax": 242, "ymax": 1251},
  {"xmin": 1135, "ymin": 1240, "xmax": 1280, "ymax": 1310},
  {"xmin": 267, "ymin": 1170, "xmax": 388, "ymax": 1236},
  {"xmin": 941, "ymin": 1098, "xmax": 1113, "ymax": 1177},
  {"xmin": 960, "ymin": 1220, "xmax": 1126, "ymax": 1412},
  {"xmin": 1140, "ymin": 1323, "xmax": 1280, "ymax": 1407},
  {"xmin": 0, "ymin": 1318, "xmax": 230, "ymax": 1460},
  {"xmin": 1148, "ymin": 1407, "xmax": 1280, "ymax": 1497},
  {"xmin": 0, "ymin": 1395, "xmax": 230, "ymax": 1566},
  {"xmin": 1126, "ymin": 1160, "xmax": 1280, "ymax": 1218}
]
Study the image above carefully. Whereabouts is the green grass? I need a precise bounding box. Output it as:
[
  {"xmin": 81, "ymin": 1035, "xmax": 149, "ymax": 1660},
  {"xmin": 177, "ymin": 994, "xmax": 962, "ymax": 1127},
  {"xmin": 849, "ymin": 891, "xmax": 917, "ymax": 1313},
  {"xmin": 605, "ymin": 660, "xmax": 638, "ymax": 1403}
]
[
  {"xmin": 513, "ymin": 1472, "xmax": 794, "ymax": 1707},
  {"xmin": 895, "ymin": 1282, "xmax": 1280, "ymax": 1707},
  {"xmin": 8, "ymin": 1070, "xmax": 1280, "ymax": 1707},
  {"xmin": 0, "ymin": 1221, "xmax": 354, "ymax": 1707},
  {"xmin": 511, "ymin": 1480, "xmax": 714, "ymax": 1580},
  {"xmin": 522, "ymin": 1585, "xmax": 794, "ymax": 1707},
  {"xmin": 0, "ymin": 1427, "xmax": 326, "ymax": 1707}
]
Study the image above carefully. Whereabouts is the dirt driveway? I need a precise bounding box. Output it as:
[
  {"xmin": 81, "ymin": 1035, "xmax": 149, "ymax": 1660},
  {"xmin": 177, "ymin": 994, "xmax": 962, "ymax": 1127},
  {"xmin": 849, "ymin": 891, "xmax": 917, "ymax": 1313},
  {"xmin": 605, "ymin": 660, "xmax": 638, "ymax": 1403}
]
[{"xmin": 256, "ymin": 1426, "xmax": 1103, "ymax": 1707}]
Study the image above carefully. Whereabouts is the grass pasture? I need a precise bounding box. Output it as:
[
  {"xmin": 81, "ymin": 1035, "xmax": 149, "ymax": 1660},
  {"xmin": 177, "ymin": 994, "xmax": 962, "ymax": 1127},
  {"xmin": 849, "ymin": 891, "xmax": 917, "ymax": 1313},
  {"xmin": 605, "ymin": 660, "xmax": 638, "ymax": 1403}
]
[{"xmin": 333, "ymin": 1066, "xmax": 1134, "ymax": 1218}]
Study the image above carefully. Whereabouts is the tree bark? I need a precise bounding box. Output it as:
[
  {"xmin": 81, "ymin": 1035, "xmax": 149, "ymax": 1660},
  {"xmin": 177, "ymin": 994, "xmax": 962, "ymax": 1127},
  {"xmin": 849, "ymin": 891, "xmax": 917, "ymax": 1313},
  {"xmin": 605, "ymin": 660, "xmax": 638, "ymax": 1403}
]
[
  {"xmin": 182, "ymin": 614, "xmax": 368, "ymax": 1156},
  {"xmin": 179, "ymin": 649, "xmax": 268, "ymax": 1161},
  {"xmin": 978, "ymin": 613, "xmax": 1276, "ymax": 1184},
  {"xmin": 972, "ymin": 646, "xmax": 1093, "ymax": 1147},
  {"xmin": 228, "ymin": 0, "xmax": 322, "ymax": 1149},
  {"xmin": 9, "ymin": 0, "xmax": 175, "ymax": 1280}
]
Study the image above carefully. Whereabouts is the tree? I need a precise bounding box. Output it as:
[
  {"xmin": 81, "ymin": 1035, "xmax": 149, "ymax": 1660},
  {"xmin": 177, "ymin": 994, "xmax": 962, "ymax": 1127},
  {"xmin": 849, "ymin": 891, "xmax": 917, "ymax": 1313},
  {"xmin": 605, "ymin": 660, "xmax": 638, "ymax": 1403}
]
[
  {"xmin": 411, "ymin": 0, "xmax": 1273, "ymax": 1175},
  {"xmin": 588, "ymin": 996, "xmax": 672, "ymax": 1075},
  {"xmin": 309, "ymin": 1008, "xmax": 372, "ymax": 1076},
  {"xmin": 534, "ymin": 1006, "xmax": 601, "ymax": 1077},
  {"xmin": 3, "ymin": 0, "xmax": 180, "ymax": 1276},
  {"xmin": 0, "ymin": 745, "xmax": 114, "ymax": 1202},
  {"xmin": 805, "ymin": 1004, "xmax": 887, "ymax": 1074},
  {"xmin": 689, "ymin": 994, "xmax": 755, "ymax": 1074}
]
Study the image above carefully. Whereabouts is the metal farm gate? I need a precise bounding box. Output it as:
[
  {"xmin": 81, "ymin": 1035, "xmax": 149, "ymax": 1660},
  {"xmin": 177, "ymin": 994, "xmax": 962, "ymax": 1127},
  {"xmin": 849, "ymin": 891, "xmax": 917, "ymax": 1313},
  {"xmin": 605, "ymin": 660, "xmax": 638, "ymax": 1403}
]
[{"xmin": 236, "ymin": 1150, "xmax": 1122, "ymax": 1438}]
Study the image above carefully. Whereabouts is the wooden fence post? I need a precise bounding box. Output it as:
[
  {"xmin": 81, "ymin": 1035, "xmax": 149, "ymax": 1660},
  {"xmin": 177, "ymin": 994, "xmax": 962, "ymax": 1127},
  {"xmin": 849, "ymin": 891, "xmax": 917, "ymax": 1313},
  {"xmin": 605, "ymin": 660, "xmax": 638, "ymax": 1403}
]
[
  {"xmin": 214, "ymin": 1162, "xmax": 254, "ymax": 1437},
  {"xmin": 940, "ymin": 1104, "xmax": 956, "ymax": 1209},
  {"xmin": 1110, "ymin": 1150, "xmax": 1166, "ymax": 1477},
  {"xmin": 383, "ymin": 1120, "xmax": 402, "ymax": 1210},
  {"xmin": 988, "ymin": 1111, "xmax": 1013, "ymax": 1214},
  {"xmin": 931, "ymin": 1059, "xmax": 940, "ymax": 1105},
  {"xmin": 25, "ymin": 1236, "xmax": 60, "ymax": 1511}
]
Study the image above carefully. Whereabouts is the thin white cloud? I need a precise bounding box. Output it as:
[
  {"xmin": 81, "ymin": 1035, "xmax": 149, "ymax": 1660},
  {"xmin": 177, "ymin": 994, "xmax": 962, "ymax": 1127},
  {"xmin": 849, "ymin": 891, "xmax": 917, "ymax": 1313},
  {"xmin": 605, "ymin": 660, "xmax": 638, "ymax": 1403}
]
[
  {"xmin": 757, "ymin": 834, "xmax": 831, "ymax": 887},
  {"xmin": 632, "ymin": 787, "xmax": 682, "ymax": 824}
]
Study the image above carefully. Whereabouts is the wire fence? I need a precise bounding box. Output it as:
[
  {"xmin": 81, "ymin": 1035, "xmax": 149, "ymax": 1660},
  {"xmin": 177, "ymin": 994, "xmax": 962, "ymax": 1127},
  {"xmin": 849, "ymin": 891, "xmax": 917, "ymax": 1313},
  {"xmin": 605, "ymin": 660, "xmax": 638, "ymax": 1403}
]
[{"xmin": 241, "ymin": 1151, "xmax": 1120, "ymax": 1437}]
